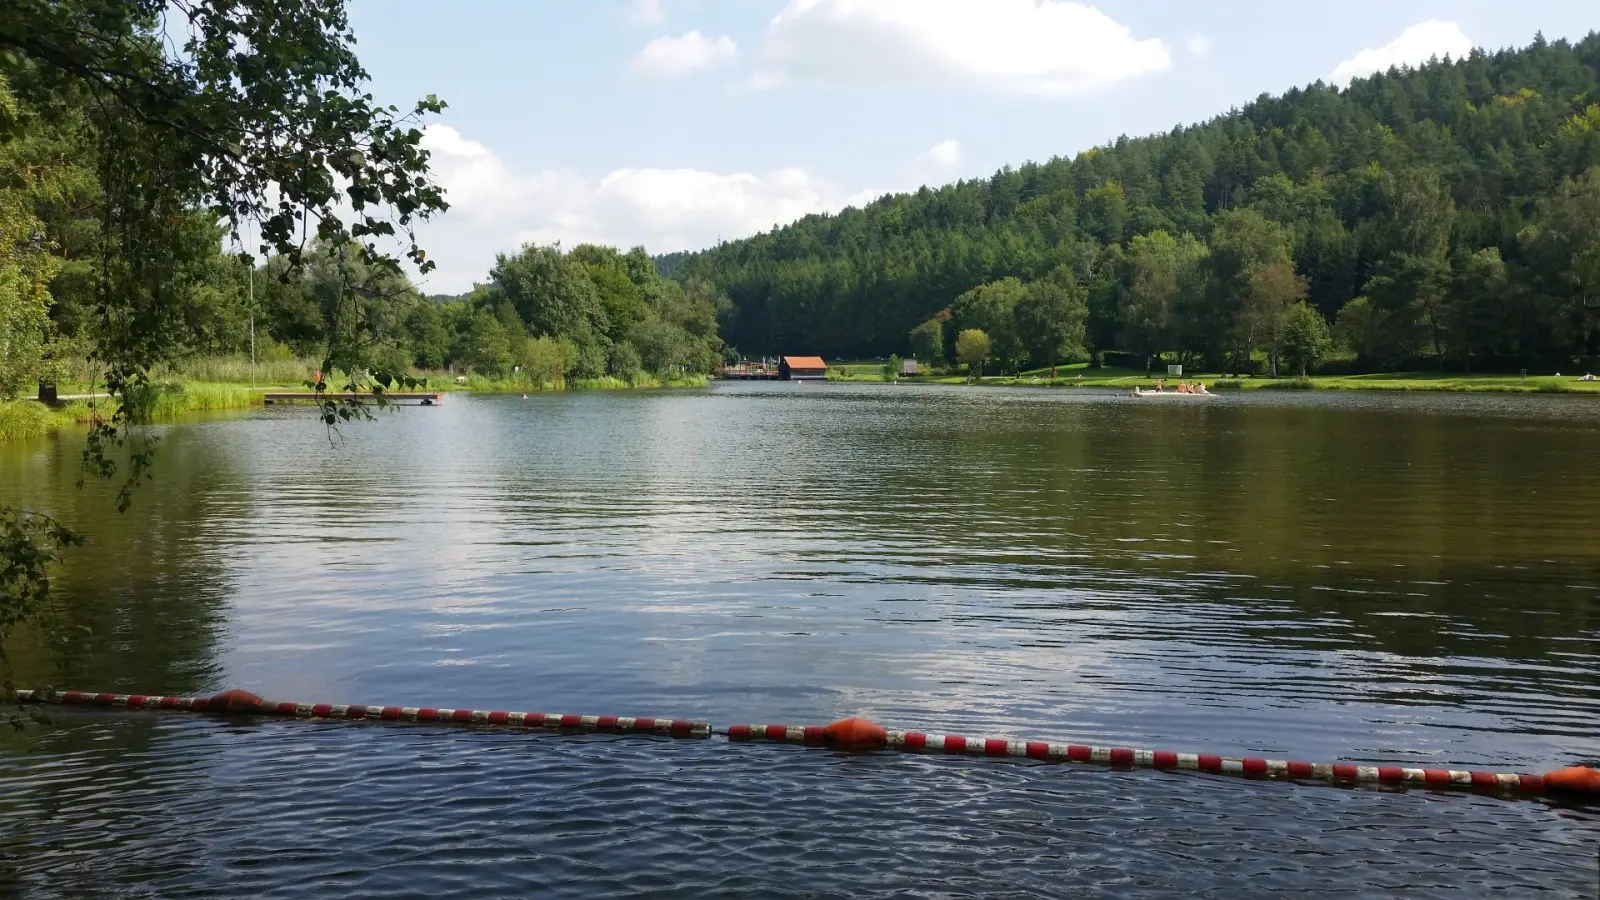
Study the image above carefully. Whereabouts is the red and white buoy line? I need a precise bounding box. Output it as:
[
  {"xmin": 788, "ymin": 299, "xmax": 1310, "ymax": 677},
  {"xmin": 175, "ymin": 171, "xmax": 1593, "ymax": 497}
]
[
  {"xmin": 13, "ymin": 689, "xmax": 1600, "ymax": 800},
  {"xmin": 12, "ymin": 689, "xmax": 710, "ymax": 738},
  {"xmin": 726, "ymin": 723, "xmax": 1576, "ymax": 795}
]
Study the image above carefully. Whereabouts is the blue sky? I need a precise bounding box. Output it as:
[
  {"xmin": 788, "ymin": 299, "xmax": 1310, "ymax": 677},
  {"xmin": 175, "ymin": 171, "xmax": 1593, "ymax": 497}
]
[{"xmin": 343, "ymin": 1, "xmax": 1598, "ymax": 292}]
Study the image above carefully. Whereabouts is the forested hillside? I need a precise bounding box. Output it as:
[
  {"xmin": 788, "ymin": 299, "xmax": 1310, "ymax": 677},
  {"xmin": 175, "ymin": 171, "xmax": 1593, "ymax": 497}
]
[{"xmin": 678, "ymin": 33, "xmax": 1600, "ymax": 374}]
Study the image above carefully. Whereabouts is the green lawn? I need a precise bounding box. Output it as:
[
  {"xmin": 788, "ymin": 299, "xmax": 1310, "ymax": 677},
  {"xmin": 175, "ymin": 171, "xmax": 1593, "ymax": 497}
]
[
  {"xmin": 826, "ymin": 361, "xmax": 1600, "ymax": 394},
  {"xmin": 7, "ymin": 355, "xmax": 713, "ymax": 442}
]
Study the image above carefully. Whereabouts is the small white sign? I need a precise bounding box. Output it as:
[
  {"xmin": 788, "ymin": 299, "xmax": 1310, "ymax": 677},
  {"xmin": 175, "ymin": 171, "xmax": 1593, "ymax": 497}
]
[{"xmin": 1167, "ymin": 364, "xmax": 1183, "ymax": 376}]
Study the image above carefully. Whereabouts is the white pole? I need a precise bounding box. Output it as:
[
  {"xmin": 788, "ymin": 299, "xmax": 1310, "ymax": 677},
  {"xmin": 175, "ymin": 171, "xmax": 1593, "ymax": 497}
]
[{"xmin": 248, "ymin": 224, "xmax": 256, "ymax": 388}]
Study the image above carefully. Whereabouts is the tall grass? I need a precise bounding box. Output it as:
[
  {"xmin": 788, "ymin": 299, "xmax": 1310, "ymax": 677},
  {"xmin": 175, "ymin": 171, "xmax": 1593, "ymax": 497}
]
[
  {"xmin": 122, "ymin": 382, "xmax": 260, "ymax": 420},
  {"xmin": 0, "ymin": 401, "xmax": 54, "ymax": 440},
  {"xmin": 0, "ymin": 400, "xmax": 104, "ymax": 440},
  {"xmin": 54, "ymin": 348, "xmax": 317, "ymax": 392},
  {"xmin": 430, "ymin": 371, "xmax": 709, "ymax": 392},
  {"xmin": 151, "ymin": 353, "xmax": 316, "ymax": 386}
]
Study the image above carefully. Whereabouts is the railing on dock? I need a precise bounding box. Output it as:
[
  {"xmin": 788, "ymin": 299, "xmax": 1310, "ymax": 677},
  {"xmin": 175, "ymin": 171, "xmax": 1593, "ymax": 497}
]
[{"xmin": 262, "ymin": 392, "xmax": 444, "ymax": 405}]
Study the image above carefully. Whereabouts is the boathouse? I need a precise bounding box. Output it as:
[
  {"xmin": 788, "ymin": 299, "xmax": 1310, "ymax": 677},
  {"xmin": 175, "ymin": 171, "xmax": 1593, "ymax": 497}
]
[{"xmin": 779, "ymin": 356, "xmax": 827, "ymax": 381}]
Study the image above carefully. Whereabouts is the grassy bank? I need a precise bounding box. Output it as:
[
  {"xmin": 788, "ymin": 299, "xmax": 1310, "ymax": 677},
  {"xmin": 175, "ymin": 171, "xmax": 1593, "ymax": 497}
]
[
  {"xmin": 4, "ymin": 358, "xmax": 712, "ymax": 442},
  {"xmin": 56, "ymin": 354, "xmax": 713, "ymax": 396},
  {"xmin": 0, "ymin": 400, "xmax": 89, "ymax": 440},
  {"xmin": 0, "ymin": 382, "xmax": 263, "ymax": 442},
  {"xmin": 826, "ymin": 362, "xmax": 1600, "ymax": 394}
]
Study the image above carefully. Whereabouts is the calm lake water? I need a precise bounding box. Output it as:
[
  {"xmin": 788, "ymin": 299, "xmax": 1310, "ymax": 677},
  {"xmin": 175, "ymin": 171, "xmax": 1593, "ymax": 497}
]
[{"xmin": 2, "ymin": 382, "xmax": 1598, "ymax": 898}]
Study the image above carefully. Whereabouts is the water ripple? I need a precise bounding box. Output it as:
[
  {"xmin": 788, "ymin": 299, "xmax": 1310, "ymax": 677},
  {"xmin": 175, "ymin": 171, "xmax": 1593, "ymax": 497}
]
[{"xmin": 1, "ymin": 383, "xmax": 1597, "ymax": 896}]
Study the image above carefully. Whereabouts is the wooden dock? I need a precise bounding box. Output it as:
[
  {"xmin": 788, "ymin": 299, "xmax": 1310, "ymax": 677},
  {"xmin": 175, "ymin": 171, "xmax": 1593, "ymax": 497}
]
[
  {"xmin": 719, "ymin": 364, "xmax": 780, "ymax": 380},
  {"xmin": 263, "ymin": 392, "xmax": 444, "ymax": 406}
]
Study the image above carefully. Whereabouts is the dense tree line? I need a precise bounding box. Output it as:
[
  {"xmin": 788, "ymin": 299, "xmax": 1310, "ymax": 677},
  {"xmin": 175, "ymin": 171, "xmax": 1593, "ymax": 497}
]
[
  {"xmin": 256, "ymin": 241, "xmax": 729, "ymax": 384},
  {"xmin": 2, "ymin": 69, "xmax": 727, "ymax": 400},
  {"xmin": 676, "ymin": 33, "xmax": 1600, "ymax": 374}
]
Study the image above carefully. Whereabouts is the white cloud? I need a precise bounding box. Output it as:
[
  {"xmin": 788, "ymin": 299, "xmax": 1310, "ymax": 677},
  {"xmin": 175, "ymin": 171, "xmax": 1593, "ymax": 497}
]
[
  {"xmin": 411, "ymin": 125, "xmax": 880, "ymax": 292},
  {"xmin": 909, "ymin": 139, "xmax": 964, "ymax": 181},
  {"xmin": 919, "ymin": 139, "xmax": 963, "ymax": 169},
  {"xmin": 627, "ymin": 31, "xmax": 739, "ymax": 78},
  {"xmin": 1329, "ymin": 21, "xmax": 1473, "ymax": 84},
  {"xmin": 1185, "ymin": 34, "xmax": 1212, "ymax": 60},
  {"xmin": 627, "ymin": 0, "xmax": 666, "ymax": 26},
  {"xmin": 751, "ymin": 0, "xmax": 1171, "ymax": 96}
]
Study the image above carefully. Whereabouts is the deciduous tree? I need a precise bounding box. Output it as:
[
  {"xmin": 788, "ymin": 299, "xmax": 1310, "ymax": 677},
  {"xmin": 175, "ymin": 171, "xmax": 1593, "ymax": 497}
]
[
  {"xmin": 1013, "ymin": 266, "xmax": 1087, "ymax": 376},
  {"xmin": 954, "ymin": 328, "xmax": 991, "ymax": 379}
]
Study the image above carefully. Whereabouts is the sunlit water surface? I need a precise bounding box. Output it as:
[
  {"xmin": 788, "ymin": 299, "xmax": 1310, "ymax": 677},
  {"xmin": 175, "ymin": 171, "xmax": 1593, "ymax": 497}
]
[{"xmin": 2, "ymin": 382, "xmax": 1597, "ymax": 897}]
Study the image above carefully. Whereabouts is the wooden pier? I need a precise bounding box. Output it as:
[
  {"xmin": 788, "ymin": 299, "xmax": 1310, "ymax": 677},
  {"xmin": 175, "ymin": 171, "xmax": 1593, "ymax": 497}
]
[
  {"xmin": 263, "ymin": 392, "xmax": 444, "ymax": 406},
  {"xmin": 719, "ymin": 365, "xmax": 779, "ymax": 380},
  {"xmin": 719, "ymin": 356, "xmax": 830, "ymax": 381}
]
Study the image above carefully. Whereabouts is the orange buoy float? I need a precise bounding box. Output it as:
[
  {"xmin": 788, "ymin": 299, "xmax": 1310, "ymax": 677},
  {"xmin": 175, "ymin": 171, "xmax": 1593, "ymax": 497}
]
[
  {"xmin": 207, "ymin": 688, "xmax": 266, "ymax": 714},
  {"xmin": 822, "ymin": 716, "xmax": 887, "ymax": 751},
  {"xmin": 1543, "ymin": 766, "xmax": 1600, "ymax": 794}
]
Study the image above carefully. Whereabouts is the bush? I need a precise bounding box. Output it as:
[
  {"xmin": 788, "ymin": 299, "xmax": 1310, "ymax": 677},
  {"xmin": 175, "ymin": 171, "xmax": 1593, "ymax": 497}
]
[
  {"xmin": 1259, "ymin": 377, "xmax": 1316, "ymax": 390},
  {"xmin": 521, "ymin": 336, "xmax": 569, "ymax": 388},
  {"xmin": 365, "ymin": 343, "xmax": 413, "ymax": 379},
  {"xmin": 1211, "ymin": 379, "xmax": 1245, "ymax": 389},
  {"xmin": 628, "ymin": 319, "xmax": 691, "ymax": 375},
  {"xmin": 608, "ymin": 341, "xmax": 643, "ymax": 384}
]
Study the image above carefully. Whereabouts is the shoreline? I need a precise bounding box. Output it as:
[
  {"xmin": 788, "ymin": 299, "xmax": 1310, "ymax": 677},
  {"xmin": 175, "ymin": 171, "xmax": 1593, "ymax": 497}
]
[
  {"xmin": 0, "ymin": 375, "xmax": 711, "ymax": 442},
  {"xmin": 10, "ymin": 368, "xmax": 1591, "ymax": 442},
  {"xmin": 819, "ymin": 369, "xmax": 1600, "ymax": 395}
]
